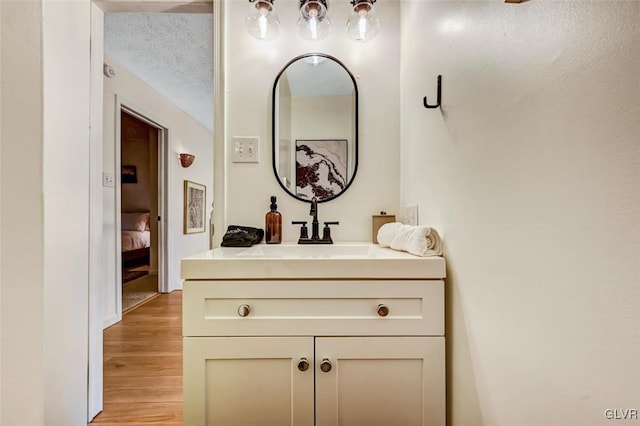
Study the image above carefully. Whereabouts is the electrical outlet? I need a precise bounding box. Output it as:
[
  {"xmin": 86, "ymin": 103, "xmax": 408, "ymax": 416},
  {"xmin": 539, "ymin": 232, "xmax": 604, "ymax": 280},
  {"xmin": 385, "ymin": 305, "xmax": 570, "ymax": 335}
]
[
  {"xmin": 404, "ymin": 204, "xmax": 418, "ymax": 226},
  {"xmin": 231, "ymin": 136, "xmax": 259, "ymax": 163},
  {"xmin": 102, "ymin": 172, "xmax": 115, "ymax": 188}
]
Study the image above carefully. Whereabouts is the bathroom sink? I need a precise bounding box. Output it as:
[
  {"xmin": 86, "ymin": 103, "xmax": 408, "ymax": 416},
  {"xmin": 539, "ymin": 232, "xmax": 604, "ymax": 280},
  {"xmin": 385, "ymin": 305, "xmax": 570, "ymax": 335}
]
[
  {"xmin": 233, "ymin": 242, "xmax": 379, "ymax": 258},
  {"xmin": 182, "ymin": 242, "xmax": 445, "ymax": 280}
]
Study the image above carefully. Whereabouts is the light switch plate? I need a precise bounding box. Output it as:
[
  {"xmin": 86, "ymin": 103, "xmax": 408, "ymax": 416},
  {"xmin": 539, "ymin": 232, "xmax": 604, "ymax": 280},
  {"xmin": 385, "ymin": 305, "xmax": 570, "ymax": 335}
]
[
  {"xmin": 102, "ymin": 172, "xmax": 115, "ymax": 188},
  {"xmin": 231, "ymin": 136, "xmax": 259, "ymax": 163},
  {"xmin": 404, "ymin": 204, "xmax": 418, "ymax": 226}
]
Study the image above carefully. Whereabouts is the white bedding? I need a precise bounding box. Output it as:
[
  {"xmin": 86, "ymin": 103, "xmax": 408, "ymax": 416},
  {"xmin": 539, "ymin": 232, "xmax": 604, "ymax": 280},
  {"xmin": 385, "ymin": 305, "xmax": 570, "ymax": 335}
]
[{"xmin": 121, "ymin": 230, "xmax": 150, "ymax": 252}]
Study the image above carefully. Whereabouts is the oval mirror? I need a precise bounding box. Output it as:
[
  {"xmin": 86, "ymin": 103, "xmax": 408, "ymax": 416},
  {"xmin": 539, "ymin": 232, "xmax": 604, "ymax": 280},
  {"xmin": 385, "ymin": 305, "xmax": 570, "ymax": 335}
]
[{"xmin": 272, "ymin": 53, "xmax": 358, "ymax": 202}]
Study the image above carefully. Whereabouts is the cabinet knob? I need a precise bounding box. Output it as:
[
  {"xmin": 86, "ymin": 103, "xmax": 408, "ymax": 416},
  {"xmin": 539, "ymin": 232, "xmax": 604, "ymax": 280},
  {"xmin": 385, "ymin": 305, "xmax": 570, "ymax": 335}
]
[
  {"xmin": 297, "ymin": 357, "xmax": 310, "ymax": 372},
  {"xmin": 237, "ymin": 304, "xmax": 251, "ymax": 317},
  {"xmin": 377, "ymin": 304, "xmax": 389, "ymax": 317},
  {"xmin": 320, "ymin": 358, "xmax": 333, "ymax": 373}
]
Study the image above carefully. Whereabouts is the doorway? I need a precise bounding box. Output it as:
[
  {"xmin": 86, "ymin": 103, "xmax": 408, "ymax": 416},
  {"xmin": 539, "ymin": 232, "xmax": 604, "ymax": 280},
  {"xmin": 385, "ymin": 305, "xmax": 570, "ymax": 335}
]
[
  {"xmin": 114, "ymin": 101, "xmax": 170, "ymax": 319},
  {"xmin": 120, "ymin": 110, "xmax": 161, "ymax": 312},
  {"xmin": 88, "ymin": 2, "xmax": 216, "ymax": 422}
]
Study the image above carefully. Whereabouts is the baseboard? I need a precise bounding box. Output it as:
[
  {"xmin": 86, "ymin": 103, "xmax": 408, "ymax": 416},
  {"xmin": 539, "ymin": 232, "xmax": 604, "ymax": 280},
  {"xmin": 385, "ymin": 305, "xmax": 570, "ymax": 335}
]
[{"xmin": 103, "ymin": 314, "xmax": 118, "ymax": 329}]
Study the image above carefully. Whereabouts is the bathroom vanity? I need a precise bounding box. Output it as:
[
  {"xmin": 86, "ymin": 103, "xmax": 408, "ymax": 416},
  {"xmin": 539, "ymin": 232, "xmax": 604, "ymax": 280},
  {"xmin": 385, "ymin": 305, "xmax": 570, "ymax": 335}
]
[{"xmin": 181, "ymin": 243, "xmax": 446, "ymax": 425}]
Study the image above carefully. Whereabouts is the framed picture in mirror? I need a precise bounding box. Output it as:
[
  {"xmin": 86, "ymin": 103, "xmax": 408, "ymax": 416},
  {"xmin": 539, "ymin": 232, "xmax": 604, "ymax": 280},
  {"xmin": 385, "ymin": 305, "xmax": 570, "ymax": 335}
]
[{"xmin": 295, "ymin": 139, "xmax": 348, "ymax": 201}]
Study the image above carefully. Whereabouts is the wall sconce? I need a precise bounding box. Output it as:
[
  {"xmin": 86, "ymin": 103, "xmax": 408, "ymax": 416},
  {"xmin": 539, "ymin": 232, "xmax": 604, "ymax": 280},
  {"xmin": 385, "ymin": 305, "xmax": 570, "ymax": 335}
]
[
  {"xmin": 103, "ymin": 63, "xmax": 116, "ymax": 78},
  {"xmin": 297, "ymin": 0, "xmax": 331, "ymax": 40},
  {"xmin": 179, "ymin": 153, "xmax": 195, "ymax": 168},
  {"xmin": 245, "ymin": 0, "xmax": 280, "ymax": 41},
  {"xmin": 346, "ymin": 0, "xmax": 380, "ymax": 42}
]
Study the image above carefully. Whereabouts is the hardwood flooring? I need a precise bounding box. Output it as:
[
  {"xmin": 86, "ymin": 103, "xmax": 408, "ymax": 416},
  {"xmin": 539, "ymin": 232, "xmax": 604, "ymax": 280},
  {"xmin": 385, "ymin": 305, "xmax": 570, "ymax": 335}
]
[{"xmin": 91, "ymin": 291, "xmax": 183, "ymax": 425}]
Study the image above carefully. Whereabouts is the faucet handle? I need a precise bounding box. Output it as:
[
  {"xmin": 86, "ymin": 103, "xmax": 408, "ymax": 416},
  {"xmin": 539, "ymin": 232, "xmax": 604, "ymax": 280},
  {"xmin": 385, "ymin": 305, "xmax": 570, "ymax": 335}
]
[
  {"xmin": 322, "ymin": 221, "xmax": 339, "ymax": 243},
  {"xmin": 292, "ymin": 221, "xmax": 309, "ymax": 240}
]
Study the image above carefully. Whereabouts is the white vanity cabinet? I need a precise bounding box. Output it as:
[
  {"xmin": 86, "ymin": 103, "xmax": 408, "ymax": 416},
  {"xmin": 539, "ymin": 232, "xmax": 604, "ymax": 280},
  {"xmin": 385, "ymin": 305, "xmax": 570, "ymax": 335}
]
[
  {"xmin": 182, "ymin": 244, "xmax": 446, "ymax": 426},
  {"xmin": 184, "ymin": 336, "xmax": 315, "ymax": 426}
]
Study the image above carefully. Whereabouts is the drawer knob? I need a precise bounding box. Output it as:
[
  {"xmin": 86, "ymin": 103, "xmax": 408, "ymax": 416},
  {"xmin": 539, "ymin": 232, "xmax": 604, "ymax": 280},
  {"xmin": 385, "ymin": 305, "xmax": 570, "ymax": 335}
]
[
  {"xmin": 297, "ymin": 357, "xmax": 310, "ymax": 372},
  {"xmin": 320, "ymin": 358, "xmax": 333, "ymax": 373},
  {"xmin": 237, "ymin": 304, "xmax": 251, "ymax": 317},
  {"xmin": 377, "ymin": 304, "xmax": 389, "ymax": 317}
]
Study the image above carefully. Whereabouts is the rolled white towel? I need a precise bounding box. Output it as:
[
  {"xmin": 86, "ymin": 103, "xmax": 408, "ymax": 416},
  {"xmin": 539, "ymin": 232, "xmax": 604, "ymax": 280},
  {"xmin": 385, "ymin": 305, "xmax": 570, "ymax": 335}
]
[
  {"xmin": 377, "ymin": 222, "xmax": 443, "ymax": 257},
  {"xmin": 423, "ymin": 227, "xmax": 443, "ymax": 256},
  {"xmin": 376, "ymin": 222, "xmax": 403, "ymax": 247}
]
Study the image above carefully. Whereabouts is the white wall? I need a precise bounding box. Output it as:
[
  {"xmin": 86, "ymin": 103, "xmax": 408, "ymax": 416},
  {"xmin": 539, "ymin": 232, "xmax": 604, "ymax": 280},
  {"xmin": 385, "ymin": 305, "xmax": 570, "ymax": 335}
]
[
  {"xmin": 42, "ymin": 1, "xmax": 91, "ymax": 422},
  {"xmin": 400, "ymin": 1, "xmax": 640, "ymax": 425},
  {"xmin": 291, "ymin": 96, "xmax": 353, "ymax": 142},
  {"xmin": 1, "ymin": 1, "xmax": 46, "ymax": 424},
  {"xmin": 121, "ymin": 138, "xmax": 153, "ymax": 212},
  {"xmin": 102, "ymin": 55, "xmax": 213, "ymax": 324},
  {"xmin": 277, "ymin": 75, "xmax": 292, "ymax": 186},
  {"xmin": 291, "ymin": 95, "xmax": 355, "ymax": 185},
  {"xmin": 0, "ymin": 5, "xmax": 2, "ymax": 418},
  {"xmin": 221, "ymin": 0, "xmax": 400, "ymax": 243},
  {"xmin": 2, "ymin": 0, "xmax": 91, "ymax": 424},
  {"xmin": 1, "ymin": 3, "xmax": 2, "ymax": 417}
]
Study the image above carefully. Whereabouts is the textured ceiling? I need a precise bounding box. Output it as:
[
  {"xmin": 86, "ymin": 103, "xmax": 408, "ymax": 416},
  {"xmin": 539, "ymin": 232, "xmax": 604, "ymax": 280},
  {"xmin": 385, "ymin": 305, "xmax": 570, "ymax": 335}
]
[{"xmin": 104, "ymin": 13, "xmax": 214, "ymax": 131}]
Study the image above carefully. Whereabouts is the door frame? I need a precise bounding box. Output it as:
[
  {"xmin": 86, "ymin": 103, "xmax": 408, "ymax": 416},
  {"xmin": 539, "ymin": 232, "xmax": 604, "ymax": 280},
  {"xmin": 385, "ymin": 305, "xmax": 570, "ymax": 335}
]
[
  {"xmin": 88, "ymin": 3, "xmax": 105, "ymax": 420},
  {"xmin": 115, "ymin": 98, "xmax": 171, "ymax": 309}
]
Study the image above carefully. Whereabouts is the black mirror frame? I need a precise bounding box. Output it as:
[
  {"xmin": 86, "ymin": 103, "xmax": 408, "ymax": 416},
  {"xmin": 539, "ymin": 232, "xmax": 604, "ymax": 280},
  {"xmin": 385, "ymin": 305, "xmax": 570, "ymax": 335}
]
[{"xmin": 272, "ymin": 53, "xmax": 359, "ymax": 204}]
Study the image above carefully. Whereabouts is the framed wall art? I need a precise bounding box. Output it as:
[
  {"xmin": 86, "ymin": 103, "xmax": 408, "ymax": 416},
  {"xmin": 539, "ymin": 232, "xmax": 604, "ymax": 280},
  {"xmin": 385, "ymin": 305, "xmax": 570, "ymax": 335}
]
[
  {"xmin": 184, "ymin": 180, "xmax": 206, "ymax": 234},
  {"xmin": 121, "ymin": 165, "xmax": 137, "ymax": 184}
]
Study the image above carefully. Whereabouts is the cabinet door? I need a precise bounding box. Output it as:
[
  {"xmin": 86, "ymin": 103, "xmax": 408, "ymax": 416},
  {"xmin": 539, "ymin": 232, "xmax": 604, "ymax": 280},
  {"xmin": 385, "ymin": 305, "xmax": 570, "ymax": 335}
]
[
  {"xmin": 315, "ymin": 337, "xmax": 445, "ymax": 426},
  {"xmin": 184, "ymin": 337, "xmax": 314, "ymax": 426}
]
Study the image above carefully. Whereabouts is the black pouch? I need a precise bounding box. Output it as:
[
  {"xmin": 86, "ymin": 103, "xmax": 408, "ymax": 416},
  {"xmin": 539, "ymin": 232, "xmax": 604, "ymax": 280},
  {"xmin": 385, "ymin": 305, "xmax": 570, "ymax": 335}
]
[{"xmin": 221, "ymin": 225, "xmax": 264, "ymax": 247}]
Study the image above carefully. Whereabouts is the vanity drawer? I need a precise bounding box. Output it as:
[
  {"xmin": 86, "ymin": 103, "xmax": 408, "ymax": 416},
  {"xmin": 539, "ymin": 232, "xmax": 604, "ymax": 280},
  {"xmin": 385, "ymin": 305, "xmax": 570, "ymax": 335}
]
[{"xmin": 183, "ymin": 280, "xmax": 444, "ymax": 337}]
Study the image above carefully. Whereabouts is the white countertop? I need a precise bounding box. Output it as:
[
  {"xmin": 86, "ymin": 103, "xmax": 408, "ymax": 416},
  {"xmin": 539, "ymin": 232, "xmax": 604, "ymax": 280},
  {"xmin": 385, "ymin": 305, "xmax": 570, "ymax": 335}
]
[{"xmin": 181, "ymin": 242, "xmax": 446, "ymax": 280}]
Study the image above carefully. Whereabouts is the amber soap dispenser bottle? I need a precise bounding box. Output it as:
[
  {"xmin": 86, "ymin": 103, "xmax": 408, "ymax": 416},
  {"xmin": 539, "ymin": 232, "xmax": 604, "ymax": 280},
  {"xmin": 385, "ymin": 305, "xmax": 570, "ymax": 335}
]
[{"xmin": 265, "ymin": 196, "xmax": 282, "ymax": 244}]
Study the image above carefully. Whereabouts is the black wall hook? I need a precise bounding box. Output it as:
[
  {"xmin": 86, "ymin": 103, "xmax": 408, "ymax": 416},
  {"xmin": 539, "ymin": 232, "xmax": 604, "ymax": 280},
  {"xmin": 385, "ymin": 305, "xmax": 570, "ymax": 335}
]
[{"xmin": 423, "ymin": 75, "xmax": 442, "ymax": 109}]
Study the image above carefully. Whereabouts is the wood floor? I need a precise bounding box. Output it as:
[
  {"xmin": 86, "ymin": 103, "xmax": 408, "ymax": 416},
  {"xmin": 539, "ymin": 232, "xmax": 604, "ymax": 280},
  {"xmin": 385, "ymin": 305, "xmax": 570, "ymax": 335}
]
[{"xmin": 91, "ymin": 291, "xmax": 183, "ymax": 425}]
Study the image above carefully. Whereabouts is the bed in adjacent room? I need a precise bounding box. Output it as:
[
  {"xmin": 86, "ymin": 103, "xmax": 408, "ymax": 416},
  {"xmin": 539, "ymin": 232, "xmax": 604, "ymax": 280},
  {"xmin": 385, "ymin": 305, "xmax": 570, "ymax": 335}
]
[{"xmin": 121, "ymin": 212, "xmax": 150, "ymax": 267}]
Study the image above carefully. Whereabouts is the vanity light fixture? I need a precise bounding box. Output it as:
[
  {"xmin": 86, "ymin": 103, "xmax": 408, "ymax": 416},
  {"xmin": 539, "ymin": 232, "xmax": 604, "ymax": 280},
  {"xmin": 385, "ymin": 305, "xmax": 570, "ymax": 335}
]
[
  {"xmin": 249, "ymin": 0, "xmax": 381, "ymax": 42},
  {"xmin": 179, "ymin": 153, "xmax": 196, "ymax": 168},
  {"xmin": 297, "ymin": 0, "xmax": 331, "ymax": 40},
  {"xmin": 346, "ymin": 0, "xmax": 380, "ymax": 42},
  {"xmin": 245, "ymin": 0, "xmax": 280, "ymax": 41}
]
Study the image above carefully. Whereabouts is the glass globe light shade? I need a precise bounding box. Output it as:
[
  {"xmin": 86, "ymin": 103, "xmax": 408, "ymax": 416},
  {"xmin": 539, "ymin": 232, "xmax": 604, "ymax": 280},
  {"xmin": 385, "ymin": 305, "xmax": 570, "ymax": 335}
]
[
  {"xmin": 346, "ymin": 0, "xmax": 380, "ymax": 42},
  {"xmin": 245, "ymin": 0, "xmax": 280, "ymax": 41},
  {"xmin": 297, "ymin": 0, "xmax": 330, "ymax": 40}
]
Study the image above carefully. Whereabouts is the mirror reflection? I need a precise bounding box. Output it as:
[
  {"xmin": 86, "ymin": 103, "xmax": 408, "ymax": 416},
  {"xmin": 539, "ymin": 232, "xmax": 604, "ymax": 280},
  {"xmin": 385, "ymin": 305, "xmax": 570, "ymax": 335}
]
[{"xmin": 272, "ymin": 54, "xmax": 358, "ymax": 202}]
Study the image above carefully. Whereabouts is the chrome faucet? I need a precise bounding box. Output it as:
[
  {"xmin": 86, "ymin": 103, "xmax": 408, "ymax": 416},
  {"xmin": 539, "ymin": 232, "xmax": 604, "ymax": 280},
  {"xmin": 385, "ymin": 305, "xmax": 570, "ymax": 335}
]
[
  {"xmin": 292, "ymin": 196, "xmax": 339, "ymax": 244},
  {"xmin": 309, "ymin": 197, "xmax": 320, "ymax": 240}
]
